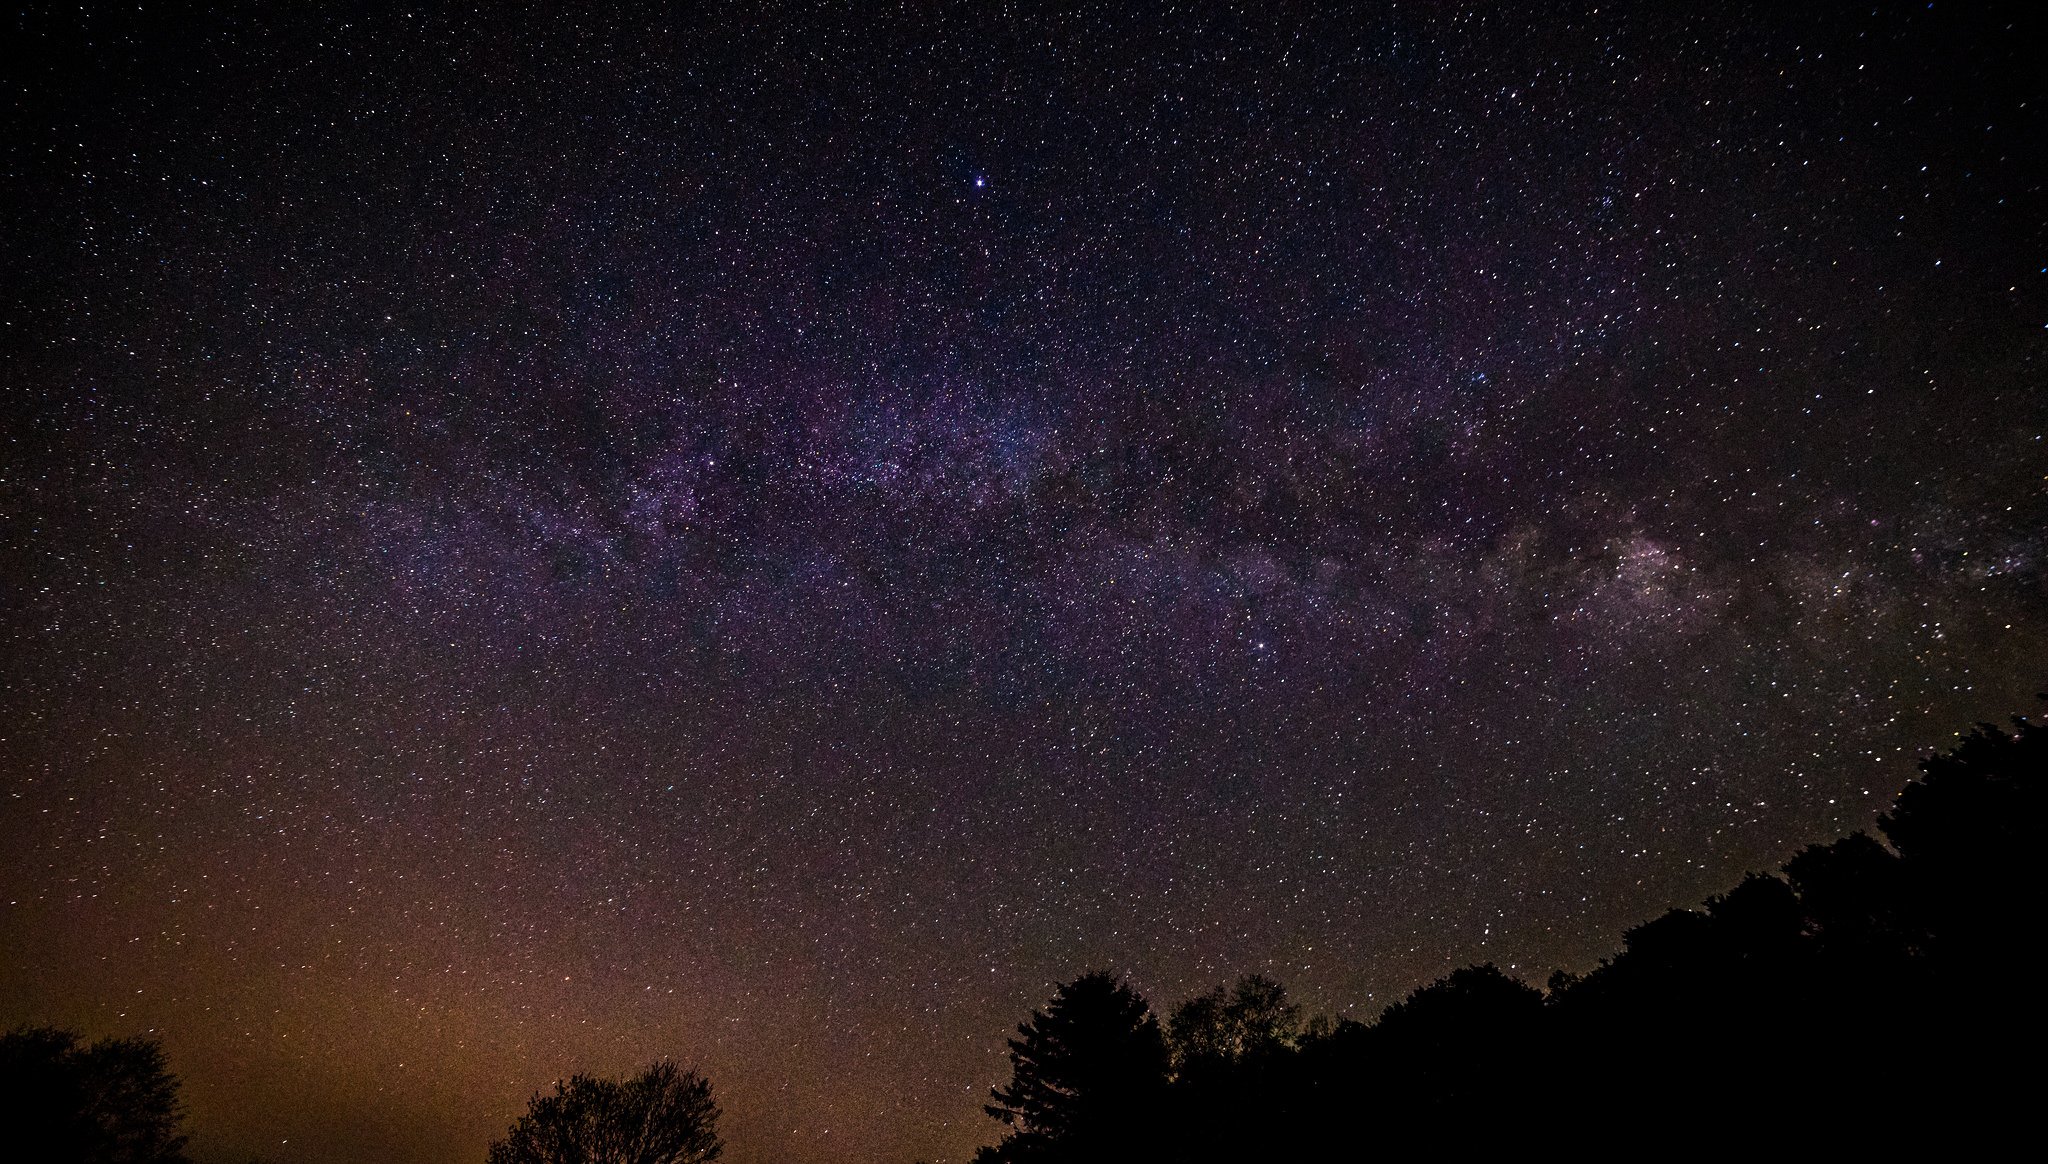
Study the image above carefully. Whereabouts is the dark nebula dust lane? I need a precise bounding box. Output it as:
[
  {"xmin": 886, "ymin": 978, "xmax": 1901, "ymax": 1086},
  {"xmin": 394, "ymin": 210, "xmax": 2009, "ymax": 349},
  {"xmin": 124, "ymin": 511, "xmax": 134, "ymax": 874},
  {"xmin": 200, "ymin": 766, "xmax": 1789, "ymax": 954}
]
[{"xmin": 2, "ymin": 4, "xmax": 2044, "ymax": 1162}]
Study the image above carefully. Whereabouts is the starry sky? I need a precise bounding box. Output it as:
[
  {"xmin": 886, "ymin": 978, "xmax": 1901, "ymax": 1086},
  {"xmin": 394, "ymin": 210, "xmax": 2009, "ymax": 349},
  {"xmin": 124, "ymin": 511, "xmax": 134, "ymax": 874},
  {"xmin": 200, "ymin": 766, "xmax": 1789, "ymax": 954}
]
[{"xmin": 2, "ymin": 3, "xmax": 2043, "ymax": 1162}]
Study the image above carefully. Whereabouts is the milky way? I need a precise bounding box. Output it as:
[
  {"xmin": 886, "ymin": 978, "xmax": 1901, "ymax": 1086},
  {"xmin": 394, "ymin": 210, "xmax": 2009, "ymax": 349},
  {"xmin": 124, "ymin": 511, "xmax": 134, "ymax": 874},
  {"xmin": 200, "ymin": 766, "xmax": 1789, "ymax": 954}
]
[{"xmin": 3, "ymin": 5, "xmax": 2044, "ymax": 1162}]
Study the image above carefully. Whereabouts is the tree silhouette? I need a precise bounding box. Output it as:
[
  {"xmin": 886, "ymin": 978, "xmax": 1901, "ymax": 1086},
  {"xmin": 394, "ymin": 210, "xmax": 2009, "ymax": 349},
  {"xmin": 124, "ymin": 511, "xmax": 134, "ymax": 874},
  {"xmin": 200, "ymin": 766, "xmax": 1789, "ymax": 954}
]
[
  {"xmin": 1873, "ymin": 714, "xmax": 2047, "ymax": 1121},
  {"xmin": 1879, "ymin": 716, "xmax": 2045, "ymax": 972},
  {"xmin": 1369, "ymin": 963, "xmax": 1544, "ymax": 1043},
  {"xmin": 968, "ymin": 707, "xmax": 2047, "ymax": 1159},
  {"xmin": 1157, "ymin": 975, "xmax": 1306, "ymax": 1159},
  {"xmin": 978, "ymin": 971, "xmax": 1168, "ymax": 1163},
  {"xmin": 487, "ymin": 1059, "xmax": 721, "ymax": 1164},
  {"xmin": 1881, "ymin": 716, "xmax": 2046, "ymax": 871},
  {"xmin": 0, "ymin": 1025, "xmax": 189, "ymax": 1164},
  {"xmin": 1783, "ymin": 832, "xmax": 1914, "ymax": 955},
  {"xmin": 1166, "ymin": 974, "xmax": 1301, "ymax": 1077}
]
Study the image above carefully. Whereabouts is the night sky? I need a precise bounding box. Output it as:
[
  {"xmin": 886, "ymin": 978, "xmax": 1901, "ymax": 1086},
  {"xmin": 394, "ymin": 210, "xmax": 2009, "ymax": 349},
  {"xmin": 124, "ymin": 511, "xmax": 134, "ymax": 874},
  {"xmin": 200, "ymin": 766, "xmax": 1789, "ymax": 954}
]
[{"xmin": 3, "ymin": 3, "xmax": 2044, "ymax": 1162}]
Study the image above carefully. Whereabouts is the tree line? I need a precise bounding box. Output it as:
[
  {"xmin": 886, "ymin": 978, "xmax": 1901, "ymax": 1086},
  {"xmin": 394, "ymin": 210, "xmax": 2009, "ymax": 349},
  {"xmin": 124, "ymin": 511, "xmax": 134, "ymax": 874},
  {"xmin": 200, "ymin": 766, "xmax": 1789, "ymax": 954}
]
[
  {"xmin": 8, "ymin": 709, "xmax": 2039, "ymax": 1161},
  {"xmin": 974, "ymin": 713, "xmax": 2045, "ymax": 1160}
]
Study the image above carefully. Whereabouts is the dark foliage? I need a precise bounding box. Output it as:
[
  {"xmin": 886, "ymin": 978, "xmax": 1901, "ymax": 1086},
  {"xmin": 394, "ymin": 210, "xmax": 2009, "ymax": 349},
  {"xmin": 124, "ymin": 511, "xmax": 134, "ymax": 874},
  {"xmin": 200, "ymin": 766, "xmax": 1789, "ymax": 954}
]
[
  {"xmin": 974, "ymin": 712, "xmax": 2047, "ymax": 1160},
  {"xmin": 487, "ymin": 1059, "xmax": 721, "ymax": 1164},
  {"xmin": 1167, "ymin": 974, "xmax": 1301, "ymax": 1078},
  {"xmin": 0, "ymin": 1026, "xmax": 189, "ymax": 1164},
  {"xmin": 977, "ymin": 971, "xmax": 1169, "ymax": 1163}
]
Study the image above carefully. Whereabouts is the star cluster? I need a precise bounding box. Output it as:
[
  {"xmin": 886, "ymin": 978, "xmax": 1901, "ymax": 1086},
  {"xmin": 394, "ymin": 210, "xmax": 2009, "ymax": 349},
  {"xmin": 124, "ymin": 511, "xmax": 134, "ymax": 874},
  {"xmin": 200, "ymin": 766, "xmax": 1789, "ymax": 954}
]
[{"xmin": 2, "ymin": 5, "xmax": 2043, "ymax": 1163}]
